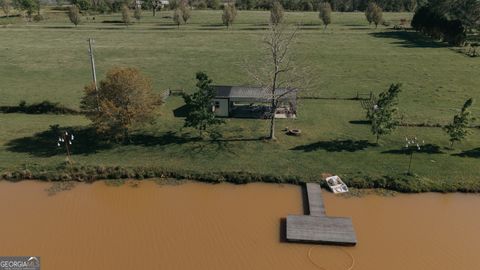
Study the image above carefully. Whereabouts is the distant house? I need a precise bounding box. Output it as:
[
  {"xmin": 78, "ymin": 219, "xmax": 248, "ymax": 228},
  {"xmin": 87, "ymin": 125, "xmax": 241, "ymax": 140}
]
[
  {"xmin": 212, "ymin": 85, "xmax": 297, "ymax": 119},
  {"xmin": 134, "ymin": 0, "xmax": 169, "ymax": 8}
]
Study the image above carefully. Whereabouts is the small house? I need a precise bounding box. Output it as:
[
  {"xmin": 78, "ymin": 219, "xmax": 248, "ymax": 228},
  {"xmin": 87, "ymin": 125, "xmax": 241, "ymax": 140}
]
[{"xmin": 212, "ymin": 85, "xmax": 297, "ymax": 119}]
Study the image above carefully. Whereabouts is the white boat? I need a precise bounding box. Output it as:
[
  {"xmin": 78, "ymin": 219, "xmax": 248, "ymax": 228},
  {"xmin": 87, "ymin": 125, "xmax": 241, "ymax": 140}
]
[{"xmin": 325, "ymin": 175, "xmax": 349, "ymax": 194}]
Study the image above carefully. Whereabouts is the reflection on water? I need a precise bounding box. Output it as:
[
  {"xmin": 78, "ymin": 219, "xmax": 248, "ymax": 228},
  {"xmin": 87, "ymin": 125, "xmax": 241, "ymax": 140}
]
[{"xmin": 0, "ymin": 180, "xmax": 479, "ymax": 270}]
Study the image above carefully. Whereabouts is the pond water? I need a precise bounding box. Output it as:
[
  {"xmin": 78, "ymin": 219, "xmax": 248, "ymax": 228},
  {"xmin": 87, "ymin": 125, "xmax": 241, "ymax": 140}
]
[{"xmin": 0, "ymin": 180, "xmax": 479, "ymax": 270}]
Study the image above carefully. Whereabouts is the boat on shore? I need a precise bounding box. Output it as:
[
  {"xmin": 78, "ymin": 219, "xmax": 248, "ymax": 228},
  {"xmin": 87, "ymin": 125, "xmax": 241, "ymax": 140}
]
[{"xmin": 325, "ymin": 175, "xmax": 349, "ymax": 194}]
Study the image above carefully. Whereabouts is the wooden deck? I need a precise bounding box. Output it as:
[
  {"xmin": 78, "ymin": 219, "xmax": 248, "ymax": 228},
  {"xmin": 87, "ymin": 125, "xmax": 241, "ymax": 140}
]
[
  {"xmin": 285, "ymin": 183, "xmax": 357, "ymax": 246},
  {"xmin": 305, "ymin": 183, "xmax": 326, "ymax": 216}
]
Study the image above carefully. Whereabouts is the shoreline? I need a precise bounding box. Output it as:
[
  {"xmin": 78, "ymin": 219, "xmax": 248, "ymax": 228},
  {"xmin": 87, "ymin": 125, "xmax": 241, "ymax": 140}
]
[{"xmin": 2, "ymin": 164, "xmax": 479, "ymax": 193}]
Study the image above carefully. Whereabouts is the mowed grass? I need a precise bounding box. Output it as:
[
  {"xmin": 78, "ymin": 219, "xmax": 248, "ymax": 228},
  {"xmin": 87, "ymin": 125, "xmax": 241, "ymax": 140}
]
[{"xmin": 0, "ymin": 10, "xmax": 479, "ymax": 184}]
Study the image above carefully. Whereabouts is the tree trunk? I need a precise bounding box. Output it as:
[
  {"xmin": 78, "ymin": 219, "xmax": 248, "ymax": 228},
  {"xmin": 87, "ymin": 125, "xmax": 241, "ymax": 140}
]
[
  {"xmin": 376, "ymin": 135, "xmax": 379, "ymax": 144},
  {"xmin": 407, "ymin": 152, "xmax": 413, "ymax": 174},
  {"xmin": 269, "ymin": 102, "xmax": 276, "ymax": 140}
]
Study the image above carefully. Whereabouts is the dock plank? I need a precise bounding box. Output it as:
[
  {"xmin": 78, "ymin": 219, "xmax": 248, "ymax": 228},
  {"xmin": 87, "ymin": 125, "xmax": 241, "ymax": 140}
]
[
  {"xmin": 284, "ymin": 183, "xmax": 357, "ymax": 246},
  {"xmin": 305, "ymin": 183, "xmax": 326, "ymax": 216},
  {"xmin": 286, "ymin": 215, "xmax": 357, "ymax": 246}
]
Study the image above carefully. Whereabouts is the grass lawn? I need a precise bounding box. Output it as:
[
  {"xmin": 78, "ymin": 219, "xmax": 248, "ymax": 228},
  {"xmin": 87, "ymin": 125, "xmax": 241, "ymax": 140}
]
[{"xmin": 0, "ymin": 9, "xmax": 479, "ymax": 189}]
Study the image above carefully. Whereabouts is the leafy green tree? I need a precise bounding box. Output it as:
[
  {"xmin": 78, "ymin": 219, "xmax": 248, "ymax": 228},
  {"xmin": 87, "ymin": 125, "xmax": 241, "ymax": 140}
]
[
  {"xmin": 366, "ymin": 83, "xmax": 402, "ymax": 143},
  {"xmin": 451, "ymin": 0, "xmax": 480, "ymax": 32},
  {"xmin": 16, "ymin": 0, "xmax": 37, "ymax": 20},
  {"xmin": 81, "ymin": 67, "xmax": 159, "ymax": 142},
  {"xmin": 319, "ymin": 1, "xmax": 332, "ymax": 31},
  {"xmin": 144, "ymin": 0, "xmax": 161, "ymax": 16},
  {"xmin": 0, "ymin": 0, "xmax": 12, "ymax": 17},
  {"xmin": 371, "ymin": 3, "xmax": 383, "ymax": 28},
  {"xmin": 222, "ymin": 2, "xmax": 236, "ymax": 28},
  {"xmin": 270, "ymin": 0, "xmax": 284, "ymax": 25},
  {"xmin": 173, "ymin": 8, "xmax": 183, "ymax": 28},
  {"xmin": 365, "ymin": 1, "xmax": 375, "ymax": 25},
  {"xmin": 68, "ymin": 5, "xmax": 81, "ymax": 27},
  {"xmin": 121, "ymin": 4, "xmax": 130, "ymax": 27},
  {"xmin": 134, "ymin": 5, "xmax": 141, "ymax": 21},
  {"xmin": 443, "ymin": 98, "xmax": 475, "ymax": 148},
  {"xmin": 71, "ymin": 0, "xmax": 91, "ymax": 11},
  {"xmin": 183, "ymin": 72, "xmax": 225, "ymax": 137},
  {"xmin": 206, "ymin": 0, "xmax": 219, "ymax": 9}
]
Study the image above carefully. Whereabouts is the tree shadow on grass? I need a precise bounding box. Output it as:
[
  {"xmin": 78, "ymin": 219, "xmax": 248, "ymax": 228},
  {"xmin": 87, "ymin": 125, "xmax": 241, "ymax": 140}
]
[
  {"xmin": 200, "ymin": 23, "xmax": 225, "ymax": 28},
  {"xmin": 382, "ymin": 144, "xmax": 443, "ymax": 155},
  {"xmin": 6, "ymin": 123, "xmax": 264, "ymax": 157},
  {"xmin": 348, "ymin": 27, "xmax": 373, "ymax": 30},
  {"xmin": 349, "ymin": 120, "xmax": 371, "ymax": 125},
  {"xmin": 291, "ymin": 140, "xmax": 376, "ymax": 152},
  {"xmin": 452, "ymin": 148, "xmax": 480, "ymax": 158},
  {"xmin": 187, "ymin": 132, "xmax": 263, "ymax": 156},
  {"xmin": 6, "ymin": 126, "xmax": 112, "ymax": 157},
  {"xmin": 130, "ymin": 131, "xmax": 201, "ymax": 147},
  {"xmin": 369, "ymin": 31, "xmax": 446, "ymax": 48},
  {"xmin": 44, "ymin": 26, "xmax": 76, "ymax": 29}
]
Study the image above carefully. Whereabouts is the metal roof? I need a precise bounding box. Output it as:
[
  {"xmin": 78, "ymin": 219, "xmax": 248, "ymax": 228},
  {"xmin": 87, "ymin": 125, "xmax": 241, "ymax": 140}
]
[{"xmin": 214, "ymin": 85, "xmax": 297, "ymax": 101}]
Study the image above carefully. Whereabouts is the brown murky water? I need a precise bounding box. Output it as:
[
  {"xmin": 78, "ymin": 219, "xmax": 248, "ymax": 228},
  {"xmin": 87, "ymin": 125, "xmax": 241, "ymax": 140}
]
[{"xmin": 0, "ymin": 180, "xmax": 479, "ymax": 270}]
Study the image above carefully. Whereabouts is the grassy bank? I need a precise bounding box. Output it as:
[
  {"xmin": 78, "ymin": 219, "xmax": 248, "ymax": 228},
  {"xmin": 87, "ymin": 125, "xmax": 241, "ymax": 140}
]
[
  {"xmin": 0, "ymin": 10, "xmax": 479, "ymax": 192},
  {"xmin": 2, "ymin": 163, "xmax": 480, "ymax": 193}
]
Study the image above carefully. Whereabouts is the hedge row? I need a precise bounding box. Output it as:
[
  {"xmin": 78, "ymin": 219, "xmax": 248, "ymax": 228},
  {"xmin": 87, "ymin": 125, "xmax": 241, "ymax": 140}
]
[
  {"xmin": 1, "ymin": 164, "xmax": 479, "ymax": 193},
  {"xmin": 0, "ymin": 101, "xmax": 79, "ymax": 115}
]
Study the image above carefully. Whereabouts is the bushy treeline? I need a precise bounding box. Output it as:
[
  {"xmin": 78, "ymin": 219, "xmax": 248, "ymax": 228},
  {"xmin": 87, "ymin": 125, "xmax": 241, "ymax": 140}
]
[
  {"xmin": 411, "ymin": 0, "xmax": 479, "ymax": 46},
  {"xmin": 412, "ymin": 6, "xmax": 465, "ymax": 45},
  {"xmin": 242, "ymin": 0, "xmax": 420, "ymax": 12},
  {"xmin": 66, "ymin": 0, "xmax": 421, "ymax": 13}
]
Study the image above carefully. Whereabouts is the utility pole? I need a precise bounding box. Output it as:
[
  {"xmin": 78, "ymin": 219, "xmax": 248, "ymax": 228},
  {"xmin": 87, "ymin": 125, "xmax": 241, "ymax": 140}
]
[{"xmin": 87, "ymin": 38, "xmax": 100, "ymax": 110}]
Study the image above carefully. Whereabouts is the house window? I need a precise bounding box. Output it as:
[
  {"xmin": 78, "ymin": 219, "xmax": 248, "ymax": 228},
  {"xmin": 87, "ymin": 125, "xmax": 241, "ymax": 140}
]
[{"xmin": 214, "ymin": 101, "xmax": 220, "ymax": 109}]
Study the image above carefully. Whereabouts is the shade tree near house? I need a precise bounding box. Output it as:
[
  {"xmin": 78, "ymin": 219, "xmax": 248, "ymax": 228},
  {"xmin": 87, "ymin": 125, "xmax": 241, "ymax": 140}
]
[
  {"xmin": 182, "ymin": 72, "xmax": 225, "ymax": 137},
  {"xmin": 80, "ymin": 67, "xmax": 159, "ymax": 143},
  {"xmin": 245, "ymin": 22, "xmax": 307, "ymax": 141},
  {"xmin": 443, "ymin": 98, "xmax": 475, "ymax": 148}
]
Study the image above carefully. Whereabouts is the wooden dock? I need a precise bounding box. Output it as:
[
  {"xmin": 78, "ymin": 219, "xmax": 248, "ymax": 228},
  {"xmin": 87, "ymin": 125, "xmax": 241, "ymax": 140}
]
[
  {"xmin": 285, "ymin": 183, "xmax": 357, "ymax": 246},
  {"xmin": 305, "ymin": 183, "xmax": 326, "ymax": 216}
]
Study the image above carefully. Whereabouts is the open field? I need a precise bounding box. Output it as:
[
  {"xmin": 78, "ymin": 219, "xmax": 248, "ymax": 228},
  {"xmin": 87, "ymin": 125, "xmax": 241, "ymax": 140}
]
[{"xmin": 0, "ymin": 10, "xmax": 479, "ymax": 190}]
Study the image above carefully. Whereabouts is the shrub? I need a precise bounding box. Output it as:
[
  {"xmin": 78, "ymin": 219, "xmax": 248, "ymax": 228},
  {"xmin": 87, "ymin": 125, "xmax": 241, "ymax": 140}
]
[{"xmin": 32, "ymin": 14, "xmax": 44, "ymax": 22}]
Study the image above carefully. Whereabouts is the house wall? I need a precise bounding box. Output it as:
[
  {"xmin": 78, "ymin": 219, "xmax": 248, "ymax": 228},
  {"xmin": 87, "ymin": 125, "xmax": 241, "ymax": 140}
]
[{"xmin": 213, "ymin": 98, "xmax": 229, "ymax": 117}]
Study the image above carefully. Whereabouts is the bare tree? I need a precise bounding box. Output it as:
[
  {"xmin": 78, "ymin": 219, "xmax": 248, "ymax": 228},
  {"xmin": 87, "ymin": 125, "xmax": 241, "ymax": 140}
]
[{"xmin": 245, "ymin": 23, "xmax": 310, "ymax": 141}]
